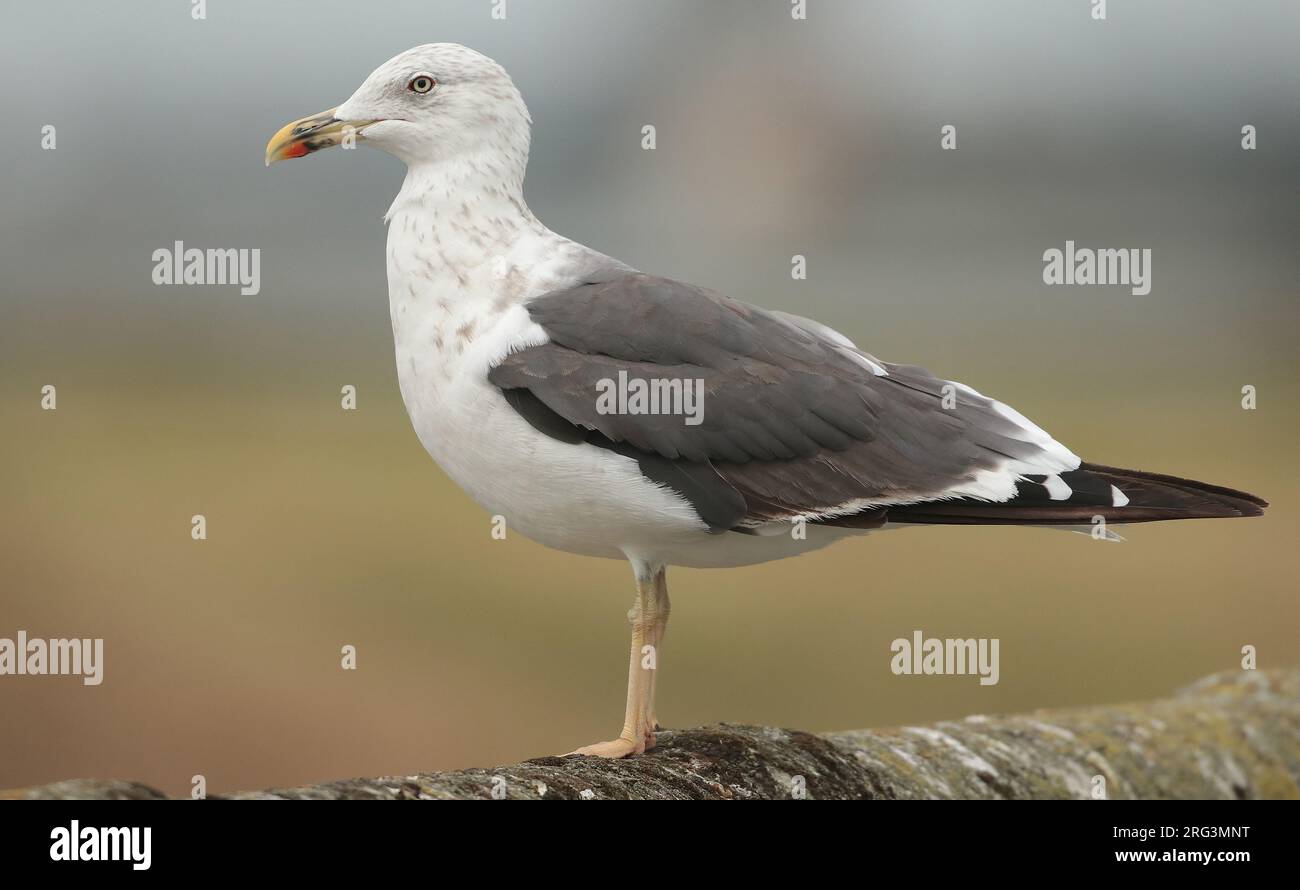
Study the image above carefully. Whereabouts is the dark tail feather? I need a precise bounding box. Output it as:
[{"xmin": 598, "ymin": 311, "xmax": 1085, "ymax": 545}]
[
  {"xmin": 881, "ymin": 462, "xmax": 1267, "ymax": 526},
  {"xmin": 1082, "ymin": 463, "xmax": 1267, "ymax": 518}
]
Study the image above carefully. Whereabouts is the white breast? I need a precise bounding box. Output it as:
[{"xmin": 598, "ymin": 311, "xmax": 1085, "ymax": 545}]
[{"xmin": 385, "ymin": 207, "xmax": 717, "ymax": 563}]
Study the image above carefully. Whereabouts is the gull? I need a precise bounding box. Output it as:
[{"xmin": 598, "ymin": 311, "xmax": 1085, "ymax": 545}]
[{"xmin": 267, "ymin": 44, "xmax": 1267, "ymax": 758}]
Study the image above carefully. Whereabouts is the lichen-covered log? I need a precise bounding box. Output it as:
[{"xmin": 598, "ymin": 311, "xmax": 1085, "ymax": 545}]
[{"xmin": 11, "ymin": 669, "xmax": 1300, "ymax": 800}]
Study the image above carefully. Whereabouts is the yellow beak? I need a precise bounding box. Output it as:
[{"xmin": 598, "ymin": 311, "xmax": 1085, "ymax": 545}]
[{"xmin": 265, "ymin": 108, "xmax": 382, "ymax": 165}]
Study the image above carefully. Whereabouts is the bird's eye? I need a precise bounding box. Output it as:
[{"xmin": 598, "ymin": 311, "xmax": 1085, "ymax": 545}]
[{"xmin": 408, "ymin": 75, "xmax": 436, "ymax": 94}]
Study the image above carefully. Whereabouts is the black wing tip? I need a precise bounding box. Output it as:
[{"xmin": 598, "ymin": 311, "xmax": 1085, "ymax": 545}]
[
  {"xmin": 879, "ymin": 462, "xmax": 1268, "ymax": 526},
  {"xmin": 1082, "ymin": 462, "xmax": 1269, "ymax": 518}
]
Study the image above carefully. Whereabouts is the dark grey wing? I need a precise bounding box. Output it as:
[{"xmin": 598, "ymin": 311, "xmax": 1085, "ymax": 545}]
[{"xmin": 489, "ymin": 273, "xmax": 1081, "ymax": 529}]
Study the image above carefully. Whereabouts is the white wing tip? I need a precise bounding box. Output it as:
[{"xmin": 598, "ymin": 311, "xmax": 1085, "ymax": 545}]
[{"xmin": 1043, "ymin": 474, "xmax": 1073, "ymax": 501}]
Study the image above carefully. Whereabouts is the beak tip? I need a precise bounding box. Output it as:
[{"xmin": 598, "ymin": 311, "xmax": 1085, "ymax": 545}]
[{"xmin": 265, "ymin": 107, "xmax": 343, "ymax": 169}]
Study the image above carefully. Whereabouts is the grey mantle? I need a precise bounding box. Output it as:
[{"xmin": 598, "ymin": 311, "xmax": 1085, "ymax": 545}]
[{"xmin": 10, "ymin": 669, "xmax": 1299, "ymax": 800}]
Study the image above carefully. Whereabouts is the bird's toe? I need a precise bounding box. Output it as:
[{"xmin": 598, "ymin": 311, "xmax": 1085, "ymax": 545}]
[{"xmin": 566, "ymin": 736, "xmax": 644, "ymax": 759}]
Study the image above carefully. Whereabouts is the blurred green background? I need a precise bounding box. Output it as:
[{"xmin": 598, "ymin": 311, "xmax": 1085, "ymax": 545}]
[{"xmin": 2, "ymin": 1, "xmax": 1296, "ymax": 796}]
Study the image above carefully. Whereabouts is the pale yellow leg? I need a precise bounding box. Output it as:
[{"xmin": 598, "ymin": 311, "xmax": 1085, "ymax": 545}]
[
  {"xmin": 645, "ymin": 568, "xmax": 670, "ymax": 744},
  {"xmin": 569, "ymin": 565, "xmax": 669, "ymax": 758}
]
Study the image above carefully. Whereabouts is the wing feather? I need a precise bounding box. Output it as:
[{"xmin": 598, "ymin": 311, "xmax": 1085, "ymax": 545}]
[{"xmin": 489, "ymin": 273, "xmax": 1079, "ymax": 527}]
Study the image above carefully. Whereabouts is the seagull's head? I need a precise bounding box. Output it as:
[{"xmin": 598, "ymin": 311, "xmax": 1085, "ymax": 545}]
[{"xmin": 266, "ymin": 43, "xmax": 531, "ymax": 168}]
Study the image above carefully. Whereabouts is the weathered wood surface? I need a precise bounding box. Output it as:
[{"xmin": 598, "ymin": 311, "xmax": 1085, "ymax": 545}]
[{"xmin": 11, "ymin": 669, "xmax": 1299, "ymax": 800}]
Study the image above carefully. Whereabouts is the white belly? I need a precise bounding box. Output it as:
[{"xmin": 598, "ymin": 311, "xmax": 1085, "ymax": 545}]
[
  {"xmin": 392, "ymin": 299, "xmax": 704, "ymax": 558},
  {"xmin": 388, "ymin": 300, "xmax": 867, "ymax": 568}
]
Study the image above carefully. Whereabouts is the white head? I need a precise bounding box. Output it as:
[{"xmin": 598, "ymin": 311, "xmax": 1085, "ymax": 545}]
[{"xmin": 266, "ymin": 44, "xmax": 531, "ymax": 172}]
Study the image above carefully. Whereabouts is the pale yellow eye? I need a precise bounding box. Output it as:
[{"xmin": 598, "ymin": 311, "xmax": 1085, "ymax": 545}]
[{"xmin": 408, "ymin": 75, "xmax": 436, "ymax": 94}]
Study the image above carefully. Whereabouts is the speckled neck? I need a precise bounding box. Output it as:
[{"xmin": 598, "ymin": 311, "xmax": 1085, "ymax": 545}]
[{"xmin": 385, "ymin": 150, "xmax": 548, "ymax": 314}]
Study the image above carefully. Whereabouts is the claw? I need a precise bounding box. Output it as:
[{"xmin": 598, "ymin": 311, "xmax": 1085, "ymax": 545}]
[{"xmin": 566, "ymin": 736, "xmax": 643, "ymax": 758}]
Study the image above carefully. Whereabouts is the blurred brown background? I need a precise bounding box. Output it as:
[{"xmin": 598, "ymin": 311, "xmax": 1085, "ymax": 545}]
[{"xmin": 2, "ymin": 0, "xmax": 1297, "ymax": 796}]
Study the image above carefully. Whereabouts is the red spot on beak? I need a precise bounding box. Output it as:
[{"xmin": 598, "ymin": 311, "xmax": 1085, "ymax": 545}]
[{"xmin": 282, "ymin": 142, "xmax": 310, "ymax": 159}]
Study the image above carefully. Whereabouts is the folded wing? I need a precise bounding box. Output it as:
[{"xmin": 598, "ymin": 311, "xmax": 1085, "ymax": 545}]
[{"xmin": 490, "ymin": 273, "xmax": 1102, "ymax": 531}]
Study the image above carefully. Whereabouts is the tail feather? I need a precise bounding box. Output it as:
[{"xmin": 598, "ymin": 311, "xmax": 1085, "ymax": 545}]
[{"xmin": 882, "ymin": 462, "xmax": 1267, "ymax": 526}]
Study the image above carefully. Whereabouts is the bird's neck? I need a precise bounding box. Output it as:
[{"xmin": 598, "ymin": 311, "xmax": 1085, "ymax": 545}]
[
  {"xmin": 385, "ymin": 150, "xmax": 555, "ymax": 309},
  {"xmin": 383, "ymin": 150, "xmax": 581, "ymax": 376},
  {"xmin": 386, "ymin": 149, "xmax": 534, "ymax": 225}
]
